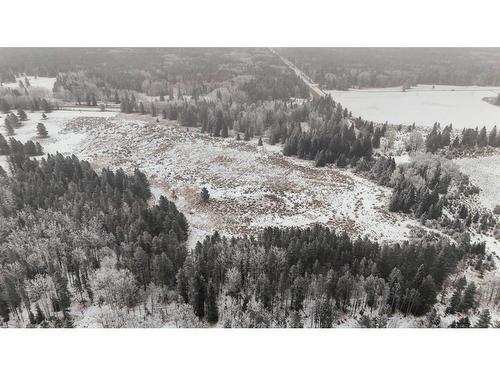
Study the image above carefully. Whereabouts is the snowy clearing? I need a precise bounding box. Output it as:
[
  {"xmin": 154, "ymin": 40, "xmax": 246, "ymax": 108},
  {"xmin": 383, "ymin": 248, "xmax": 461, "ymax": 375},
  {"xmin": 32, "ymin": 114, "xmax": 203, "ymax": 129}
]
[
  {"xmin": 1, "ymin": 75, "xmax": 56, "ymax": 95},
  {"xmin": 328, "ymin": 84, "xmax": 500, "ymax": 129},
  {"xmin": 455, "ymin": 155, "xmax": 500, "ymax": 210},
  {"xmin": 56, "ymin": 113, "xmax": 426, "ymax": 247},
  {"xmin": 0, "ymin": 109, "xmax": 117, "ymax": 155}
]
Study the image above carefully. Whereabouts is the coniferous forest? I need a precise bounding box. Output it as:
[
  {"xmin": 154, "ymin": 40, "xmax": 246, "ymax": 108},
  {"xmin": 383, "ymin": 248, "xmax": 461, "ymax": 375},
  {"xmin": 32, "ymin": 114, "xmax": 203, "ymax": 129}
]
[
  {"xmin": 0, "ymin": 47, "xmax": 499, "ymax": 329},
  {"xmin": 0, "ymin": 152, "xmax": 490, "ymax": 327}
]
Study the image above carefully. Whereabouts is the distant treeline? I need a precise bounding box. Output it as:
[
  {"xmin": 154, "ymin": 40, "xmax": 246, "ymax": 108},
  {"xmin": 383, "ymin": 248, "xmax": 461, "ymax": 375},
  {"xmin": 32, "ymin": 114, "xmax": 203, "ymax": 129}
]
[
  {"xmin": 278, "ymin": 48, "xmax": 500, "ymax": 89},
  {"xmin": 0, "ymin": 48, "xmax": 308, "ymax": 106}
]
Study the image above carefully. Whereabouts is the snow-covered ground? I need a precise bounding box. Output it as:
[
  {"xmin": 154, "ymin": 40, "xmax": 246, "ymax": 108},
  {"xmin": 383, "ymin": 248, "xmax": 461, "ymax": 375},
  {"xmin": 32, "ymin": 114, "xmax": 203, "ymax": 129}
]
[
  {"xmin": 0, "ymin": 110, "xmax": 117, "ymax": 173},
  {"xmin": 0, "ymin": 110, "xmax": 115, "ymax": 153},
  {"xmin": 54, "ymin": 113, "xmax": 428, "ymax": 248},
  {"xmin": 328, "ymin": 84, "xmax": 500, "ymax": 129},
  {"xmin": 2, "ymin": 110, "xmax": 425, "ymax": 248},
  {"xmin": 1, "ymin": 75, "xmax": 56, "ymax": 96},
  {"xmin": 455, "ymin": 155, "xmax": 500, "ymax": 210}
]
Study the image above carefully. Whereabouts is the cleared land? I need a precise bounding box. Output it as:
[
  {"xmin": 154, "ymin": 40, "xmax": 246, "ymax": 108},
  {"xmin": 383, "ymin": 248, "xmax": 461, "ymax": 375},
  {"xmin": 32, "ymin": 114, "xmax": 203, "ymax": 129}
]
[
  {"xmin": 50, "ymin": 113, "xmax": 424, "ymax": 247},
  {"xmin": 328, "ymin": 85, "xmax": 500, "ymax": 129}
]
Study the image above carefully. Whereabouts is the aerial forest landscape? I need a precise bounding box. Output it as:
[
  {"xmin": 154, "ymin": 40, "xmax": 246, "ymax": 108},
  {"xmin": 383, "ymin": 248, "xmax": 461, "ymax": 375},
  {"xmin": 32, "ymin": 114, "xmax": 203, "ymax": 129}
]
[{"xmin": 1, "ymin": 47, "xmax": 500, "ymax": 328}]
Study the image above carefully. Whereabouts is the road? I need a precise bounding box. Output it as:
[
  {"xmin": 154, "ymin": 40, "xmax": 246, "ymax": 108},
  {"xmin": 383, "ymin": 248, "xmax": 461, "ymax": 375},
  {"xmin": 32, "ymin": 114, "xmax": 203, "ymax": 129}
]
[{"xmin": 270, "ymin": 48, "xmax": 326, "ymax": 99}]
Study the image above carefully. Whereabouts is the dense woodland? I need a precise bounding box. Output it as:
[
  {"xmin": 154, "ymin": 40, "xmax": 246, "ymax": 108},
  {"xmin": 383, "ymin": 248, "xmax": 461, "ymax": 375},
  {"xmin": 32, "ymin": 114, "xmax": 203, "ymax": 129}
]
[
  {"xmin": 279, "ymin": 48, "xmax": 500, "ymax": 89},
  {"xmin": 0, "ymin": 154, "xmax": 188, "ymax": 327},
  {"xmin": 0, "ymin": 48, "xmax": 498, "ymax": 328},
  {"xmin": 0, "ymin": 154, "xmax": 489, "ymax": 327},
  {"xmin": 1, "ymin": 48, "xmax": 308, "ymax": 106}
]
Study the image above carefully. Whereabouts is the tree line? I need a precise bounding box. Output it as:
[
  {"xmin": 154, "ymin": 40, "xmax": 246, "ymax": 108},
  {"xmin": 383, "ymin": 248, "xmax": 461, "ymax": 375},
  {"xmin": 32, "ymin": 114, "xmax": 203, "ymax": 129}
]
[{"xmin": 425, "ymin": 123, "xmax": 500, "ymax": 153}]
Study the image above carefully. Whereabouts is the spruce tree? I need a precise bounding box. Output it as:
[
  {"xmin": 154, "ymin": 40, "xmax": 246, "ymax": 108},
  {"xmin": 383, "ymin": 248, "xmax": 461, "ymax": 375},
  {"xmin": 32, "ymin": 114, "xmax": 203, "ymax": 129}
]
[
  {"xmin": 0, "ymin": 288, "xmax": 10, "ymax": 324},
  {"xmin": 221, "ymin": 123, "xmax": 228, "ymax": 138},
  {"xmin": 475, "ymin": 309, "xmax": 491, "ymax": 328},
  {"xmin": 460, "ymin": 282, "xmax": 477, "ymax": 312},
  {"xmin": 37, "ymin": 122, "xmax": 48, "ymax": 138},
  {"xmin": 477, "ymin": 126, "xmax": 488, "ymax": 147},
  {"xmin": 200, "ymin": 187, "xmax": 210, "ymax": 203},
  {"xmin": 5, "ymin": 121, "xmax": 14, "ymax": 136},
  {"xmin": 0, "ymin": 134, "xmax": 10, "ymax": 155},
  {"xmin": 35, "ymin": 303, "xmax": 45, "ymax": 324},
  {"xmin": 489, "ymin": 126, "xmax": 498, "ymax": 147},
  {"xmin": 17, "ymin": 109, "xmax": 27, "ymax": 121},
  {"xmin": 206, "ymin": 280, "xmax": 219, "ymax": 324}
]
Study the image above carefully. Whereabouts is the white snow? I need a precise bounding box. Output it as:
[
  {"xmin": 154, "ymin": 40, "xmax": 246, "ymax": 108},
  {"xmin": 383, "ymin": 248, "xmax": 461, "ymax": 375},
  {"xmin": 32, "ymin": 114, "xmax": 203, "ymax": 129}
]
[
  {"xmin": 455, "ymin": 155, "xmax": 500, "ymax": 210},
  {"xmin": 59, "ymin": 113, "xmax": 427, "ymax": 248},
  {"xmin": 328, "ymin": 84, "xmax": 500, "ymax": 129},
  {"xmin": 1, "ymin": 75, "xmax": 56, "ymax": 95},
  {"xmin": 0, "ymin": 110, "xmax": 117, "ymax": 156}
]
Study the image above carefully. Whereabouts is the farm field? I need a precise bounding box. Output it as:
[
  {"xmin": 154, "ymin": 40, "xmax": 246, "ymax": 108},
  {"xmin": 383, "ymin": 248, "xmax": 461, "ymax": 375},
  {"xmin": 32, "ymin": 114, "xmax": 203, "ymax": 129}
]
[{"xmin": 328, "ymin": 84, "xmax": 500, "ymax": 129}]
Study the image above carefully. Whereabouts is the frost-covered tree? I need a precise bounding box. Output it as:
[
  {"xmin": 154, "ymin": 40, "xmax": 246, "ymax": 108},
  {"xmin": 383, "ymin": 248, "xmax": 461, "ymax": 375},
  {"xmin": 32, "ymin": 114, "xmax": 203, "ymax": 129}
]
[
  {"xmin": 37, "ymin": 122, "xmax": 48, "ymax": 138},
  {"xmin": 475, "ymin": 309, "xmax": 491, "ymax": 328},
  {"xmin": 200, "ymin": 187, "xmax": 210, "ymax": 203},
  {"xmin": 92, "ymin": 258, "xmax": 138, "ymax": 310}
]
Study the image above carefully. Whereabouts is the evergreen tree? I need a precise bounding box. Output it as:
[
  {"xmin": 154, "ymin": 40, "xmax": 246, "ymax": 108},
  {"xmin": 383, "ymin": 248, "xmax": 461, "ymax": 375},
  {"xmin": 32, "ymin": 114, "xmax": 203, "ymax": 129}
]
[
  {"xmin": 449, "ymin": 317, "xmax": 471, "ymax": 328},
  {"xmin": 0, "ymin": 98, "xmax": 10, "ymax": 113},
  {"xmin": 17, "ymin": 109, "xmax": 28, "ymax": 121},
  {"xmin": 200, "ymin": 187, "xmax": 210, "ymax": 203},
  {"xmin": 5, "ymin": 121, "xmax": 14, "ymax": 136},
  {"xmin": 35, "ymin": 303, "xmax": 45, "ymax": 324},
  {"xmin": 0, "ymin": 134, "xmax": 10, "ymax": 155},
  {"xmin": 206, "ymin": 280, "xmax": 219, "ymax": 324},
  {"xmin": 41, "ymin": 99, "xmax": 51, "ymax": 113},
  {"xmin": 190, "ymin": 274, "xmax": 206, "ymax": 319},
  {"xmin": 460, "ymin": 282, "xmax": 477, "ymax": 312},
  {"xmin": 221, "ymin": 123, "xmax": 229, "ymax": 138},
  {"xmin": 477, "ymin": 126, "xmax": 488, "ymax": 147},
  {"xmin": 488, "ymin": 126, "xmax": 498, "ymax": 147},
  {"xmin": 37, "ymin": 122, "xmax": 48, "ymax": 138},
  {"xmin": 474, "ymin": 309, "xmax": 491, "ymax": 328},
  {"xmin": 0, "ymin": 286, "xmax": 10, "ymax": 324}
]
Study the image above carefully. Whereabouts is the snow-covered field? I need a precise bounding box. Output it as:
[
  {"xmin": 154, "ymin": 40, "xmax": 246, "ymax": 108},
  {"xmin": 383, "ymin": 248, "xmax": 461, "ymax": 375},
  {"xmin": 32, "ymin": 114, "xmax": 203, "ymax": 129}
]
[
  {"xmin": 1, "ymin": 75, "xmax": 56, "ymax": 94},
  {"xmin": 0, "ymin": 110, "xmax": 117, "ymax": 172},
  {"xmin": 54, "ymin": 113, "xmax": 427, "ymax": 248},
  {"xmin": 456, "ymin": 155, "xmax": 500, "ymax": 210},
  {"xmin": 328, "ymin": 84, "xmax": 500, "ymax": 129}
]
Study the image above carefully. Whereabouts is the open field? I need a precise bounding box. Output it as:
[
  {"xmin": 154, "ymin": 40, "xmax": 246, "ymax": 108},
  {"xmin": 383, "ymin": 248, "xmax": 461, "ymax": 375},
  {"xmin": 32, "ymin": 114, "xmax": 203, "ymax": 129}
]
[
  {"xmin": 328, "ymin": 84, "xmax": 500, "ymax": 129},
  {"xmin": 42, "ymin": 113, "xmax": 426, "ymax": 247},
  {"xmin": 456, "ymin": 155, "xmax": 500, "ymax": 210},
  {"xmin": 2, "ymin": 109, "xmax": 499, "ymax": 258},
  {"xmin": 1, "ymin": 75, "xmax": 56, "ymax": 95}
]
